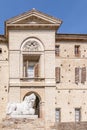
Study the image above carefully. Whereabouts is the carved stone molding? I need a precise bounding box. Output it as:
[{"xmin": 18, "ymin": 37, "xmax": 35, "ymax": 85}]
[{"xmin": 23, "ymin": 40, "xmax": 40, "ymax": 51}]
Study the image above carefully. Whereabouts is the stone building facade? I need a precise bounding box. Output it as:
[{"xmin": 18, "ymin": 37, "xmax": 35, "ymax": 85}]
[{"xmin": 0, "ymin": 9, "xmax": 87, "ymax": 124}]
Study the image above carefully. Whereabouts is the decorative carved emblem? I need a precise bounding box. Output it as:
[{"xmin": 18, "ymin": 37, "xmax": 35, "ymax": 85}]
[{"xmin": 23, "ymin": 40, "xmax": 39, "ymax": 51}]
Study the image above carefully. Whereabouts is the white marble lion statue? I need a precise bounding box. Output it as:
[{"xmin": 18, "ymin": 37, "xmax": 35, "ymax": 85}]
[{"xmin": 6, "ymin": 93, "xmax": 36, "ymax": 115}]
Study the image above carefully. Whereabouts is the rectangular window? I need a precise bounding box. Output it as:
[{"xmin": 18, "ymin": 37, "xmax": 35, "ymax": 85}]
[
  {"xmin": 23, "ymin": 60, "xmax": 39, "ymax": 78},
  {"xmin": 55, "ymin": 108, "xmax": 61, "ymax": 122},
  {"xmin": 75, "ymin": 108, "xmax": 81, "ymax": 122},
  {"xmin": 23, "ymin": 55, "xmax": 40, "ymax": 78},
  {"xmin": 27, "ymin": 66, "xmax": 34, "ymax": 78},
  {"xmin": 75, "ymin": 45, "xmax": 80, "ymax": 57},
  {"xmin": 55, "ymin": 45, "xmax": 60, "ymax": 56}
]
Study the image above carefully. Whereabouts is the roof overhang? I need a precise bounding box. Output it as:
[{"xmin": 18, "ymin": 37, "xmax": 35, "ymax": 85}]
[{"xmin": 56, "ymin": 34, "xmax": 87, "ymax": 42}]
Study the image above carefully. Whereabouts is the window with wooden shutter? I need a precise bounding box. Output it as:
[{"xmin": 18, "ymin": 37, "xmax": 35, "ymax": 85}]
[
  {"xmin": 23, "ymin": 61, "xmax": 27, "ymax": 77},
  {"xmin": 75, "ymin": 45, "xmax": 80, "ymax": 57},
  {"xmin": 55, "ymin": 67, "xmax": 60, "ymax": 83},
  {"xmin": 81, "ymin": 67, "xmax": 86, "ymax": 84},
  {"xmin": 75, "ymin": 67, "xmax": 79, "ymax": 84},
  {"xmin": 34, "ymin": 63, "xmax": 39, "ymax": 77},
  {"xmin": 27, "ymin": 66, "xmax": 34, "ymax": 78}
]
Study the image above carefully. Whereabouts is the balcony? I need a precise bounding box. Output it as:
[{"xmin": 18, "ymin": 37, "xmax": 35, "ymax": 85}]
[
  {"xmin": 20, "ymin": 77, "xmax": 45, "ymax": 87},
  {"xmin": 20, "ymin": 77, "xmax": 45, "ymax": 82}
]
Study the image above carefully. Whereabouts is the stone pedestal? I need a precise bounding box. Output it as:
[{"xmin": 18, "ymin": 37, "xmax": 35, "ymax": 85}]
[{"xmin": 10, "ymin": 115, "xmax": 38, "ymax": 119}]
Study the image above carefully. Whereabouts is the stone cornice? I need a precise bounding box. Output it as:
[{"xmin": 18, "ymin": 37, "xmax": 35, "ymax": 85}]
[
  {"xmin": 56, "ymin": 33, "xmax": 87, "ymax": 42},
  {"xmin": 6, "ymin": 24, "xmax": 59, "ymax": 32}
]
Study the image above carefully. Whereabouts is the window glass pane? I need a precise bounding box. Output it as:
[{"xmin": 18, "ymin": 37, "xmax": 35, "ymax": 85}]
[
  {"xmin": 75, "ymin": 109, "xmax": 80, "ymax": 122},
  {"xmin": 27, "ymin": 66, "xmax": 34, "ymax": 78}
]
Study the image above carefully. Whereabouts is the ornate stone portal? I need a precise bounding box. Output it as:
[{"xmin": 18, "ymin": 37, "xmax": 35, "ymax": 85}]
[{"xmin": 6, "ymin": 93, "xmax": 37, "ymax": 118}]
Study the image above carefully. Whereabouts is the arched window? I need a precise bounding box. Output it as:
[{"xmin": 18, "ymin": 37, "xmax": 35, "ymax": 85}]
[{"xmin": 20, "ymin": 37, "xmax": 44, "ymax": 80}]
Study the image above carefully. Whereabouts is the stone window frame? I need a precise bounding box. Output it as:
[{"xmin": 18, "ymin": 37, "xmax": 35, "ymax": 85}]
[
  {"xmin": 23, "ymin": 60, "xmax": 39, "ymax": 78},
  {"xmin": 20, "ymin": 37, "xmax": 44, "ymax": 79}
]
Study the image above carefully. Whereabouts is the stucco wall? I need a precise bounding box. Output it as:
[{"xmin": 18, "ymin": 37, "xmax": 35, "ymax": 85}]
[{"xmin": 0, "ymin": 43, "xmax": 8, "ymax": 121}]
